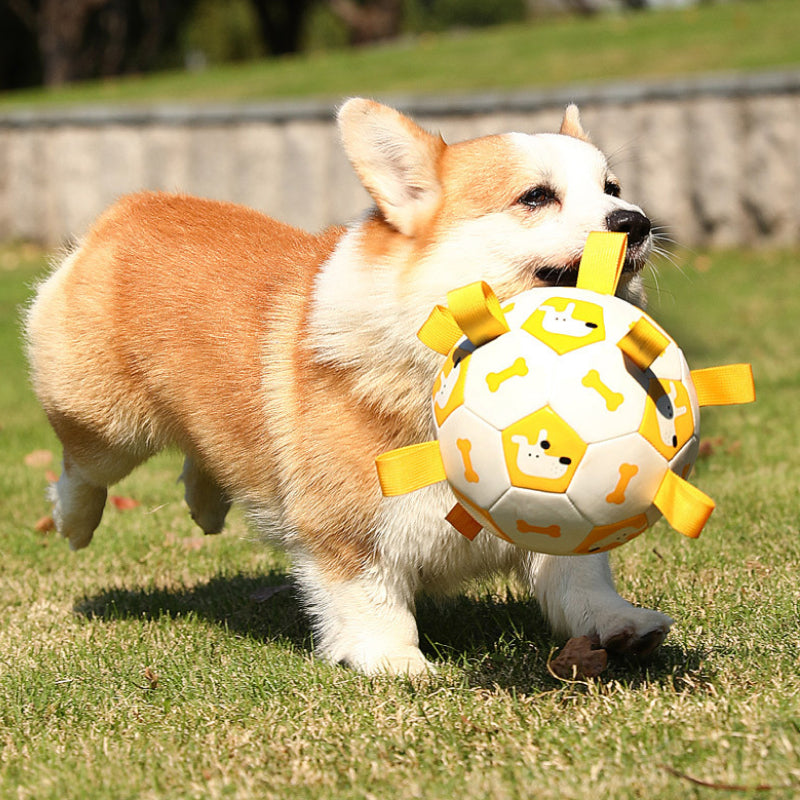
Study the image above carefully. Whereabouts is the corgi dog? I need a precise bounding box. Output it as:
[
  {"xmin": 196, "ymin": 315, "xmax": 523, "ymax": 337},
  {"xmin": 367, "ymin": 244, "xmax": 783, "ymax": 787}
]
[{"xmin": 25, "ymin": 99, "xmax": 672, "ymax": 675}]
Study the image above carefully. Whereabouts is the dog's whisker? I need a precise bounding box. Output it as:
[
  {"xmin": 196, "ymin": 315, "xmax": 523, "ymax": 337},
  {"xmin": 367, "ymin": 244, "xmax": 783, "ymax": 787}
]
[{"xmin": 644, "ymin": 263, "xmax": 664, "ymax": 305}]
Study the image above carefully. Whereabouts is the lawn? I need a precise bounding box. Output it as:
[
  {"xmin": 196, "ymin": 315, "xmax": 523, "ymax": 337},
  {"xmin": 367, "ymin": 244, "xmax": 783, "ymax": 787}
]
[
  {"xmin": 0, "ymin": 241, "xmax": 798, "ymax": 799},
  {"xmin": 0, "ymin": 0, "xmax": 798, "ymax": 110}
]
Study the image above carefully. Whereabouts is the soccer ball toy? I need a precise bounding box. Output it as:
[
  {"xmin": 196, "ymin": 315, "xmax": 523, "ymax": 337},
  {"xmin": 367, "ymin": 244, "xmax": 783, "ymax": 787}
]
[{"xmin": 376, "ymin": 232, "xmax": 755, "ymax": 556}]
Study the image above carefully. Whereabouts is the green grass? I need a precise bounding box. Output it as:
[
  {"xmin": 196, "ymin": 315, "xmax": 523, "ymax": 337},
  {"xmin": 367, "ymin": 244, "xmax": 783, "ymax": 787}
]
[
  {"xmin": 1, "ymin": 0, "xmax": 798, "ymax": 110},
  {"xmin": 1, "ymin": 243, "xmax": 800, "ymax": 798}
]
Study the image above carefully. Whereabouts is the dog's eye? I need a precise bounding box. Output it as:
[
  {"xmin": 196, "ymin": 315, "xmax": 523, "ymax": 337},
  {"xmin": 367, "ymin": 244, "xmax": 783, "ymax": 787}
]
[
  {"xmin": 518, "ymin": 186, "xmax": 556, "ymax": 209},
  {"xmin": 604, "ymin": 180, "xmax": 621, "ymax": 198}
]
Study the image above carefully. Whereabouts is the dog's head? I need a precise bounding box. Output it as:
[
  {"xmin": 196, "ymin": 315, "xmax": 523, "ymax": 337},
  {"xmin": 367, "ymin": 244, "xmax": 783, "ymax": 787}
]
[{"xmin": 338, "ymin": 98, "xmax": 652, "ymax": 308}]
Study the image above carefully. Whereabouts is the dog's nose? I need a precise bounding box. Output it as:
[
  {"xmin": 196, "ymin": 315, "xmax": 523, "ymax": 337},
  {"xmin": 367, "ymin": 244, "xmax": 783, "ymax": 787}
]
[{"xmin": 606, "ymin": 209, "xmax": 651, "ymax": 246}]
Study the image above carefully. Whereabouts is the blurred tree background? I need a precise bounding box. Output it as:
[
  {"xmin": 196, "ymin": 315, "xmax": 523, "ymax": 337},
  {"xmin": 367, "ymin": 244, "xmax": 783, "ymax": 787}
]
[{"xmin": 0, "ymin": 0, "xmax": 661, "ymax": 91}]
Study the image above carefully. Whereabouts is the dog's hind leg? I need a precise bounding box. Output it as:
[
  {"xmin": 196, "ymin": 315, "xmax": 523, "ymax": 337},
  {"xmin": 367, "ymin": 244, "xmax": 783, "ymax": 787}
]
[
  {"xmin": 46, "ymin": 409, "xmax": 159, "ymax": 549},
  {"xmin": 51, "ymin": 440, "xmax": 147, "ymax": 550},
  {"xmin": 180, "ymin": 456, "xmax": 231, "ymax": 535},
  {"xmin": 50, "ymin": 456, "xmax": 107, "ymax": 550}
]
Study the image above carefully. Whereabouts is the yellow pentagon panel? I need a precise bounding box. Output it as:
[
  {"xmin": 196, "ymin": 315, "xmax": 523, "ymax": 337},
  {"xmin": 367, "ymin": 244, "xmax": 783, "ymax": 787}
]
[
  {"xmin": 431, "ymin": 342, "xmax": 472, "ymax": 427},
  {"xmin": 521, "ymin": 295, "xmax": 605, "ymax": 355},
  {"xmin": 460, "ymin": 329, "xmax": 555, "ymax": 430},
  {"xmin": 501, "ymin": 407, "xmax": 587, "ymax": 493},
  {"xmin": 548, "ymin": 345, "xmax": 647, "ymax": 443},
  {"xmin": 639, "ymin": 377, "xmax": 696, "ymax": 460},
  {"xmin": 438, "ymin": 406, "xmax": 510, "ymax": 509},
  {"xmin": 572, "ymin": 513, "xmax": 651, "ymax": 555},
  {"xmin": 489, "ymin": 487, "xmax": 592, "ymax": 555},
  {"xmin": 567, "ymin": 433, "xmax": 667, "ymax": 526}
]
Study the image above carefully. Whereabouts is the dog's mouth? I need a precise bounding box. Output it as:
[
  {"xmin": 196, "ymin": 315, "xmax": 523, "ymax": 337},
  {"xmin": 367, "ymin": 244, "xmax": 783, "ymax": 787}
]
[
  {"xmin": 533, "ymin": 261, "xmax": 581, "ymax": 287},
  {"xmin": 533, "ymin": 248, "xmax": 648, "ymax": 289}
]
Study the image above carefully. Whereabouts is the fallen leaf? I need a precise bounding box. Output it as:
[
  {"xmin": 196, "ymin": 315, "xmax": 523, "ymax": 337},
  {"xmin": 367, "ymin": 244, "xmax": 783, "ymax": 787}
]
[
  {"xmin": 549, "ymin": 636, "xmax": 608, "ymax": 681},
  {"xmin": 34, "ymin": 515, "xmax": 56, "ymax": 533},
  {"xmin": 24, "ymin": 449, "xmax": 53, "ymax": 468},
  {"xmin": 109, "ymin": 495, "xmax": 140, "ymax": 511},
  {"xmin": 143, "ymin": 667, "xmax": 158, "ymax": 690}
]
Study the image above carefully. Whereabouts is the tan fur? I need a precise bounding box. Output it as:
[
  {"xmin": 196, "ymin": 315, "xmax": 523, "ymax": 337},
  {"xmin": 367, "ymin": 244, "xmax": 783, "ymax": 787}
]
[
  {"xmin": 26, "ymin": 100, "xmax": 671, "ymax": 674},
  {"xmin": 559, "ymin": 103, "xmax": 591, "ymax": 142},
  {"xmin": 28, "ymin": 192, "xmax": 385, "ymax": 578}
]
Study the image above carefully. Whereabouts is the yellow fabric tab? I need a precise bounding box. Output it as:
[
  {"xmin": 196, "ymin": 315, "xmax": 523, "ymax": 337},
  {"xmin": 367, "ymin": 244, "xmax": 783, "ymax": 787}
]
[
  {"xmin": 617, "ymin": 317, "xmax": 671, "ymax": 371},
  {"xmin": 375, "ymin": 441, "xmax": 446, "ymax": 497},
  {"xmin": 446, "ymin": 281, "xmax": 510, "ymax": 347},
  {"xmin": 417, "ymin": 304, "xmax": 463, "ymax": 355},
  {"xmin": 445, "ymin": 503, "xmax": 483, "ymax": 541},
  {"xmin": 653, "ymin": 469, "xmax": 715, "ymax": 539},
  {"xmin": 690, "ymin": 363, "xmax": 756, "ymax": 407},
  {"xmin": 576, "ymin": 231, "xmax": 628, "ymax": 295}
]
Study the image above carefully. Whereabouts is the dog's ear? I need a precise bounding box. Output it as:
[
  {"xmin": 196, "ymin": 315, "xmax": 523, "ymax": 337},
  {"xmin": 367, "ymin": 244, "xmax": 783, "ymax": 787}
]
[
  {"xmin": 559, "ymin": 104, "xmax": 591, "ymax": 142},
  {"xmin": 338, "ymin": 98, "xmax": 445, "ymax": 236}
]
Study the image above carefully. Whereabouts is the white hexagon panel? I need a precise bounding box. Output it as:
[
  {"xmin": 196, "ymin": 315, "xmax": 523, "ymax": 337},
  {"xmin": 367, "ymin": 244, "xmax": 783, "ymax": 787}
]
[
  {"xmin": 567, "ymin": 433, "xmax": 668, "ymax": 526},
  {"xmin": 437, "ymin": 406, "xmax": 509, "ymax": 510},
  {"xmin": 548, "ymin": 342, "xmax": 648, "ymax": 444},
  {"xmin": 489, "ymin": 487, "xmax": 593, "ymax": 556},
  {"xmin": 460, "ymin": 329, "xmax": 555, "ymax": 430}
]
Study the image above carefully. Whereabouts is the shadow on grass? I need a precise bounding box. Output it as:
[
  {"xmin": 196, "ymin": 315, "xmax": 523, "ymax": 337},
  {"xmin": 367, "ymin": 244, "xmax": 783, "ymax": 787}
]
[
  {"xmin": 74, "ymin": 571, "xmax": 313, "ymax": 650},
  {"xmin": 74, "ymin": 573, "xmax": 709, "ymax": 693},
  {"xmin": 417, "ymin": 592, "xmax": 712, "ymax": 694}
]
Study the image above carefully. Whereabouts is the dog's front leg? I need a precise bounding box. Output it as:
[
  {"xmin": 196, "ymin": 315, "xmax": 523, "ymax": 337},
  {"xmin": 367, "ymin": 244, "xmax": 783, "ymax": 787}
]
[
  {"xmin": 294, "ymin": 555, "xmax": 430, "ymax": 676},
  {"xmin": 523, "ymin": 552, "xmax": 674, "ymax": 657}
]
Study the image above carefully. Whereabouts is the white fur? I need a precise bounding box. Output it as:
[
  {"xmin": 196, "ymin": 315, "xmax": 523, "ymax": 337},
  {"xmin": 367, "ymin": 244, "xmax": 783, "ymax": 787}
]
[{"xmin": 291, "ymin": 482, "xmax": 673, "ymax": 674}]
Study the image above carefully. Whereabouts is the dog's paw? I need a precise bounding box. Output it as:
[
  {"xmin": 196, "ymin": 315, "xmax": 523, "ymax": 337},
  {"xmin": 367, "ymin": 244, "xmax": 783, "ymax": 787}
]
[
  {"xmin": 361, "ymin": 646, "xmax": 434, "ymax": 677},
  {"xmin": 593, "ymin": 606, "xmax": 674, "ymax": 658}
]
